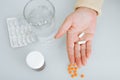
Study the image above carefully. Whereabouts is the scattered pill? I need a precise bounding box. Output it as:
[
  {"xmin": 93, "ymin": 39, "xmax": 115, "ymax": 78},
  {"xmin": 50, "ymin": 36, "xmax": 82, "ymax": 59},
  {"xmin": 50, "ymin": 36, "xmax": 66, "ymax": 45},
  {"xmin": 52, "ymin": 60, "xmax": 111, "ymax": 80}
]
[
  {"xmin": 67, "ymin": 63, "xmax": 86, "ymax": 79},
  {"xmin": 80, "ymin": 73, "xmax": 85, "ymax": 78},
  {"xmin": 67, "ymin": 63, "xmax": 78, "ymax": 78},
  {"xmin": 68, "ymin": 70, "xmax": 72, "ymax": 74},
  {"xmin": 74, "ymin": 73, "xmax": 78, "ymax": 77},
  {"xmin": 73, "ymin": 63, "xmax": 77, "ymax": 67},
  {"xmin": 71, "ymin": 74, "xmax": 75, "ymax": 78}
]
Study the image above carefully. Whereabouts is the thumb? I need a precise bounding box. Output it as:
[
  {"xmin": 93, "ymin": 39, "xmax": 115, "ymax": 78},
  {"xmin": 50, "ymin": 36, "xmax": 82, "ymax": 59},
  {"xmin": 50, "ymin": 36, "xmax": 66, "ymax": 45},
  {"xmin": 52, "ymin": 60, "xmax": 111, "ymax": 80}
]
[{"xmin": 55, "ymin": 17, "xmax": 72, "ymax": 39}]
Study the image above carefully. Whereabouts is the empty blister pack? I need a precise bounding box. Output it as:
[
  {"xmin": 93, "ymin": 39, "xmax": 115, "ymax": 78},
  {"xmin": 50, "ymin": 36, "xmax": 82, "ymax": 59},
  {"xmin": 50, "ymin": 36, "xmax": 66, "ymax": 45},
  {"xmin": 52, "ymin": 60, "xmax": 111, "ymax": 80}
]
[{"xmin": 7, "ymin": 18, "xmax": 37, "ymax": 48}]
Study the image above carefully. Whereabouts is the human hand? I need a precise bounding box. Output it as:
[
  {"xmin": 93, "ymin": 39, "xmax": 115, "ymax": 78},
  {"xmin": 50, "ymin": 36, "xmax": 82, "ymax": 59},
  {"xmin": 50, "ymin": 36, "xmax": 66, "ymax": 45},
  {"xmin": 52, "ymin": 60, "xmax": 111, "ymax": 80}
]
[{"xmin": 55, "ymin": 7, "xmax": 97, "ymax": 68}]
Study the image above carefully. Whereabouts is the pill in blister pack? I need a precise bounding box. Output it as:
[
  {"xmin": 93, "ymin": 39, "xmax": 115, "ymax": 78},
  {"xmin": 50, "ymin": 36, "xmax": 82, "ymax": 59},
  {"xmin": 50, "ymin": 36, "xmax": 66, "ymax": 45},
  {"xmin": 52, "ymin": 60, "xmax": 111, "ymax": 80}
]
[{"xmin": 7, "ymin": 18, "xmax": 37, "ymax": 48}]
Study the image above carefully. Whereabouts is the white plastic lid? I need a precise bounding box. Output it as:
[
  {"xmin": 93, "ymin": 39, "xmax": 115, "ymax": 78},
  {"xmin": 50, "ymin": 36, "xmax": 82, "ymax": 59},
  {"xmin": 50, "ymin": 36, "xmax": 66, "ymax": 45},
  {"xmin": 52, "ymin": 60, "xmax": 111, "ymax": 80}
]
[{"xmin": 26, "ymin": 51, "xmax": 44, "ymax": 70}]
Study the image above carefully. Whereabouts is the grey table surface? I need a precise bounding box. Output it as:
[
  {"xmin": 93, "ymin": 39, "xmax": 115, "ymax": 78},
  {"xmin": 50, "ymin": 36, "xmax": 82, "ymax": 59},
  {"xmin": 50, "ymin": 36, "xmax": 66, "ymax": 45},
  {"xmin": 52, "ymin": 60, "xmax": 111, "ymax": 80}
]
[{"xmin": 0, "ymin": 0, "xmax": 120, "ymax": 80}]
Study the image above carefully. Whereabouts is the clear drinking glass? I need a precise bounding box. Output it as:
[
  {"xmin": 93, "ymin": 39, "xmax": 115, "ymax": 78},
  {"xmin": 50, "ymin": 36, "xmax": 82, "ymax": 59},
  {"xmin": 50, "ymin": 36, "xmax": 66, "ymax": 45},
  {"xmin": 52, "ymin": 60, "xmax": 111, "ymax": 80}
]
[{"xmin": 23, "ymin": 0, "xmax": 56, "ymax": 42}]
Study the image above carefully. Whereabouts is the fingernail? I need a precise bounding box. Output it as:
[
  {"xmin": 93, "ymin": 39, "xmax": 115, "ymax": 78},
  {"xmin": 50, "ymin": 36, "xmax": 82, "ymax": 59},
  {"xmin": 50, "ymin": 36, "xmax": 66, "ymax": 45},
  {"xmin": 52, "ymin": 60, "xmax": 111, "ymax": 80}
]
[
  {"xmin": 54, "ymin": 35, "xmax": 59, "ymax": 39},
  {"xmin": 54, "ymin": 36, "xmax": 57, "ymax": 39},
  {"xmin": 78, "ymin": 65, "xmax": 81, "ymax": 68},
  {"xmin": 82, "ymin": 62, "xmax": 86, "ymax": 66},
  {"xmin": 84, "ymin": 61, "xmax": 87, "ymax": 66}
]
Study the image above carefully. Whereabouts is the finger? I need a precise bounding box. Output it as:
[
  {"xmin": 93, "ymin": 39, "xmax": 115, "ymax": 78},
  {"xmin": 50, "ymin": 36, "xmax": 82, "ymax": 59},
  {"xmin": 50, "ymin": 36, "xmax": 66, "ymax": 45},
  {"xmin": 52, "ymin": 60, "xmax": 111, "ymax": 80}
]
[
  {"xmin": 67, "ymin": 30, "xmax": 75, "ymax": 64},
  {"xmin": 81, "ymin": 44, "xmax": 87, "ymax": 66},
  {"xmin": 74, "ymin": 43, "xmax": 82, "ymax": 68},
  {"xmin": 86, "ymin": 40, "xmax": 92, "ymax": 58},
  {"xmin": 55, "ymin": 17, "xmax": 72, "ymax": 39},
  {"xmin": 78, "ymin": 33, "xmax": 94, "ymax": 42}
]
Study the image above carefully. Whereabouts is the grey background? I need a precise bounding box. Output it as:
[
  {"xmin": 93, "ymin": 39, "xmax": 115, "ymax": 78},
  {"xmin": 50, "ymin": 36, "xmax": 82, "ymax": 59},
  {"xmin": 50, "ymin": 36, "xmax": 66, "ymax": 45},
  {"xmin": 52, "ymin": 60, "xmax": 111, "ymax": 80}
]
[{"xmin": 0, "ymin": 0, "xmax": 120, "ymax": 80}]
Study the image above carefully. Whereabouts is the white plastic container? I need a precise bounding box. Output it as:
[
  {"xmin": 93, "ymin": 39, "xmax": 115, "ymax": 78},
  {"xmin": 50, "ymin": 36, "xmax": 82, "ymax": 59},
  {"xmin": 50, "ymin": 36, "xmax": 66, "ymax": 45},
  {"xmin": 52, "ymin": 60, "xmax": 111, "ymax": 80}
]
[{"xmin": 26, "ymin": 51, "xmax": 45, "ymax": 70}]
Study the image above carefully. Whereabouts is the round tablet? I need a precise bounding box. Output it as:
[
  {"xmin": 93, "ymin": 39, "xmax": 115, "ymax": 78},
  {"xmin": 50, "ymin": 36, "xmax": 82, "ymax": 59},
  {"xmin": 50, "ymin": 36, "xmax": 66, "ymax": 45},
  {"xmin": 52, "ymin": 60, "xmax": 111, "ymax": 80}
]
[{"xmin": 26, "ymin": 51, "xmax": 44, "ymax": 70}]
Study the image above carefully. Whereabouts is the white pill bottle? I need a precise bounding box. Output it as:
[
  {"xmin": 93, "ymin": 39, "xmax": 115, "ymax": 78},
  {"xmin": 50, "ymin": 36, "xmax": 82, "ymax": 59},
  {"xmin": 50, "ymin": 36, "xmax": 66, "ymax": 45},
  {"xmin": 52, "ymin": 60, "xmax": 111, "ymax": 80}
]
[{"xmin": 26, "ymin": 51, "xmax": 45, "ymax": 71}]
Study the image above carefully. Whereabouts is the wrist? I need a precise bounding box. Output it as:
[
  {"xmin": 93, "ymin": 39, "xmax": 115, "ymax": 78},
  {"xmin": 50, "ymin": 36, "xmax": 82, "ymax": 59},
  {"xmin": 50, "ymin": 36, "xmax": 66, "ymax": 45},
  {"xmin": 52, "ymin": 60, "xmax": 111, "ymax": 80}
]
[{"xmin": 75, "ymin": 7, "xmax": 97, "ymax": 16}]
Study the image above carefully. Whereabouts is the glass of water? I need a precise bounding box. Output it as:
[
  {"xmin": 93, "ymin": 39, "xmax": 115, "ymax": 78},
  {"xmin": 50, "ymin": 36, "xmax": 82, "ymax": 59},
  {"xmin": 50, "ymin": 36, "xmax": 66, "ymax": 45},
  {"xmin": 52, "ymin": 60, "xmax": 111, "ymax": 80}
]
[{"xmin": 23, "ymin": 0, "xmax": 56, "ymax": 42}]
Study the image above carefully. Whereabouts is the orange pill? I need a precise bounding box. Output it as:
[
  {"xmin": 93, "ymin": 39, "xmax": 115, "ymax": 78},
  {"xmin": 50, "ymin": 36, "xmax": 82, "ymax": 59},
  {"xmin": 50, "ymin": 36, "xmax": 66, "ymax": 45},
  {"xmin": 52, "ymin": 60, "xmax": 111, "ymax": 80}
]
[
  {"xmin": 72, "ymin": 68, "xmax": 75, "ymax": 71},
  {"xmin": 70, "ymin": 67, "xmax": 74, "ymax": 70},
  {"xmin": 68, "ymin": 64, "xmax": 80, "ymax": 78},
  {"xmin": 73, "ymin": 70, "xmax": 77, "ymax": 74},
  {"xmin": 74, "ymin": 67, "xmax": 78, "ymax": 71},
  {"xmin": 68, "ymin": 67, "xmax": 71, "ymax": 71},
  {"xmin": 71, "ymin": 74, "xmax": 75, "ymax": 78},
  {"xmin": 73, "ymin": 63, "xmax": 77, "ymax": 67},
  {"xmin": 68, "ymin": 64, "xmax": 72, "ymax": 67},
  {"xmin": 80, "ymin": 73, "xmax": 85, "ymax": 78},
  {"xmin": 73, "ymin": 68, "xmax": 78, "ymax": 73},
  {"xmin": 68, "ymin": 70, "xmax": 73, "ymax": 74},
  {"xmin": 74, "ymin": 73, "xmax": 78, "ymax": 77},
  {"xmin": 74, "ymin": 68, "xmax": 78, "ymax": 71}
]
